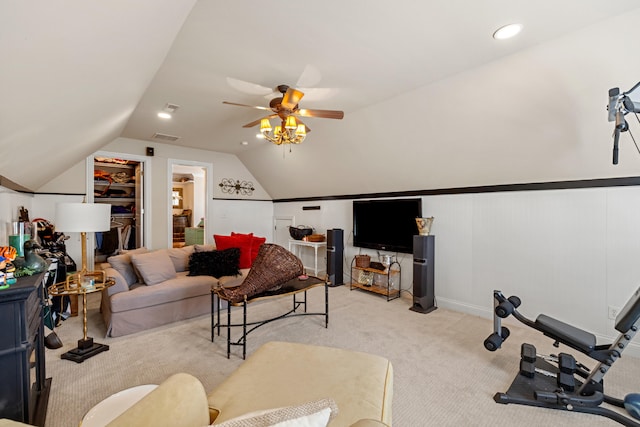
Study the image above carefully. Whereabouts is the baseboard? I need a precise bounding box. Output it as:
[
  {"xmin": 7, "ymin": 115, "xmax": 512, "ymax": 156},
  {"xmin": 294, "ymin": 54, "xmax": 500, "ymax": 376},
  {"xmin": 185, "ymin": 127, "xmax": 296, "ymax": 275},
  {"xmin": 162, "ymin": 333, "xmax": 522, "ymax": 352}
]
[{"xmin": 436, "ymin": 297, "xmax": 640, "ymax": 358}]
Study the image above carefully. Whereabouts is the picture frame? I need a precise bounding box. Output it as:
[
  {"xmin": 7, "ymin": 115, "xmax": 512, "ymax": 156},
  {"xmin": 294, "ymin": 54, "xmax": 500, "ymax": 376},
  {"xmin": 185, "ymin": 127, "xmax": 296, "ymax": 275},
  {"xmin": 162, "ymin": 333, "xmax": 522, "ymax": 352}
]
[{"xmin": 172, "ymin": 187, "xmax": 183, "ymax": 209}]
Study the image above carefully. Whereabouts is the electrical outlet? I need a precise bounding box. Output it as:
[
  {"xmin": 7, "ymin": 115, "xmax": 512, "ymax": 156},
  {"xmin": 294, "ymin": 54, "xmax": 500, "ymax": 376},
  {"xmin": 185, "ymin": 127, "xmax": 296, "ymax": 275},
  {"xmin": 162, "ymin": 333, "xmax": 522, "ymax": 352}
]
[{"xmin": 608, "ymin": 305, "xmax": 620, "ymax": 320}]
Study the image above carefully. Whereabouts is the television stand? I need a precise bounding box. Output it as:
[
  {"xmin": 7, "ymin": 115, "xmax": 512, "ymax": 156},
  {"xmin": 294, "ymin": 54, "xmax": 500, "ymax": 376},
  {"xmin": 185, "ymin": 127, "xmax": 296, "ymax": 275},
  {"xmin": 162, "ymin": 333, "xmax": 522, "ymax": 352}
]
[{"xmin": 349, "ymin": 256, "xmax": 401, "ymax": 301}]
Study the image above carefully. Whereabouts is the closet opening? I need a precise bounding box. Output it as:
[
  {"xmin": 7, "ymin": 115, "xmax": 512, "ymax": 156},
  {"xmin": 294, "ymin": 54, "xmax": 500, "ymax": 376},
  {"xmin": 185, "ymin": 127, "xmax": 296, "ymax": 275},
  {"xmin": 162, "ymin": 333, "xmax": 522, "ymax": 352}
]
[{"xmin": 91, "ymin": 155, "xmax": 146, "ymax": 264}]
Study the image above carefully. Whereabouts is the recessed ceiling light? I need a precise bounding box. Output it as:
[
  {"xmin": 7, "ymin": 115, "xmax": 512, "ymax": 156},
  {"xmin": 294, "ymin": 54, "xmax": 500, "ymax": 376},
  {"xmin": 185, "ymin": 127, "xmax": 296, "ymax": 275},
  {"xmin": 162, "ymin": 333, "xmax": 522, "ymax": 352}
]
[
  {"xmin": 493, "ymin": 23, "xmax": 522, "ymax": 40},
  {"xmin": 241, "ymin": 141, "xmax": 249, "ymax": 146},
  {"xmin": 158, "ymin": 103, "xmax": 179, "ymax": 119},
  {"xmin": 256, "ymin": 133, "xmax": 265, "ymax": 139}
]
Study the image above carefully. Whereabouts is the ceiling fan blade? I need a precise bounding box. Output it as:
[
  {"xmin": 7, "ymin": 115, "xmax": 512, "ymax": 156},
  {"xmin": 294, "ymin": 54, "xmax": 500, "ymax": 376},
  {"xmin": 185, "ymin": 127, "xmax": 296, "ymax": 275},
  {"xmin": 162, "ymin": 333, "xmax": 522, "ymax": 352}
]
[
  {"xmin": 226, "ymin": 77, "xmax": 273, "ymax": 96},
  {"xmin": 242, "ymin": 114, "xmax": 278, "ymax": 128},
  {"xmin": 296, "ymin": 64, "xmax": 322, "ymax": 88},
  {"xmin": 295, "ymin": 118, "xmax": 311, "ymax": 133},
  {"xmin": 281, "ymin": 88, "xmax": 304, "ymax": 109},
  {"xmin": 296, "ymin": 108, "xmax": 344, "ymax": 119},
  {"xmin": 223, "ymin": 101, "xmax": 271, "ymax": 111}
]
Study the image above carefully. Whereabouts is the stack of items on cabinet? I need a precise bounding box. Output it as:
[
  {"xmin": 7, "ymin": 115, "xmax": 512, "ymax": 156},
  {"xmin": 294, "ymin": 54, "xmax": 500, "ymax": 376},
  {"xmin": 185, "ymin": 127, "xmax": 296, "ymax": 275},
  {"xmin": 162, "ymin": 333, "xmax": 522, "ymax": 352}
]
[{"xmin": 100, "ymin": 233, "xmax": 266, "ymax": 337}]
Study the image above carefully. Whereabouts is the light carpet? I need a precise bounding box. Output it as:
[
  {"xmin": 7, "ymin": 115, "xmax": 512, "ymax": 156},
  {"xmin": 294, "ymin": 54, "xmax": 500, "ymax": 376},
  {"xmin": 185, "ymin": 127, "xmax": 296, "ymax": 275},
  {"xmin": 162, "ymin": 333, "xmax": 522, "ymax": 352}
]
[{"xmin": 44, "ymin": 285, "xmax": 640, "ymax": 426}]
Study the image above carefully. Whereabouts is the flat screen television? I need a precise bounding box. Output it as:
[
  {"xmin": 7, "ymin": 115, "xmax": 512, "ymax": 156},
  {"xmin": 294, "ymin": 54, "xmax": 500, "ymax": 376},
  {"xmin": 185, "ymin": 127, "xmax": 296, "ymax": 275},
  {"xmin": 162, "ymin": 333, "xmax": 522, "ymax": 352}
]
[{"xmin": 353, "ymin": 198, "xmax": 422, "ymax": 254}]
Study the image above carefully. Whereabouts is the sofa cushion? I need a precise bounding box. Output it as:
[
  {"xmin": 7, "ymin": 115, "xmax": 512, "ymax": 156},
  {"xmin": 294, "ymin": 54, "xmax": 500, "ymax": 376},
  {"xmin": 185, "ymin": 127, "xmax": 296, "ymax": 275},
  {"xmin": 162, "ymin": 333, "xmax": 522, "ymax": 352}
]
[
  {"xmin": 130, "ymin": 251, "xmax": 177, "ymax": 285},
  {"xmin": 195, "ymin": 244, "xmax": 216, "ymax": 252},
  {"xmin": 166, "ymin": 246, "xmax": 194, "ymax": 273},
  {"xmin": 188, "ymin": 248, "xmax": 240, "ymax": 278},
  {"xmin": 107, "ymin": 247, "xmax": 148, "ymax": 286},
  {"xmin": 212, "ymin": 398, "xmax": 337, "ymax": 427},
  {"xmin": 231, "ymin": 232, "xmax": 266, "ymax": 265},
  {"xmin": 109, "ymin": 272, "xmax": 216, "ymax": 313},
  {"xmin": 214, "ymin": 234, "xmax": 253, "ymax": 269}
]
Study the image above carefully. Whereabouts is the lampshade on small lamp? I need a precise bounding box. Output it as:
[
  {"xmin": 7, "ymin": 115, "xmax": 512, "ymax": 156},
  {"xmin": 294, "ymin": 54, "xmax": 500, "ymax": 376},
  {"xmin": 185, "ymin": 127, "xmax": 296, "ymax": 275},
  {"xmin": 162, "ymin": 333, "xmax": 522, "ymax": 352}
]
[{"xmin": 55, "ymin": 202, "xmax": 110, "ymax": 285}]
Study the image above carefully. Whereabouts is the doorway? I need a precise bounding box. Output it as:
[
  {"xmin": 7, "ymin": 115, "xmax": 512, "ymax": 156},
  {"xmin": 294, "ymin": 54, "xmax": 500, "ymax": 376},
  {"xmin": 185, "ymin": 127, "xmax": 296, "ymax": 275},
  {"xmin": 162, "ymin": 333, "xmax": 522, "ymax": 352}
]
[
  {"xmin": 88, "ymin": 151, "xmax": 149, "ymax": 266},
  {"xmin": 169, "ymin": 161, "xmax": 211, "ymax": 248}
]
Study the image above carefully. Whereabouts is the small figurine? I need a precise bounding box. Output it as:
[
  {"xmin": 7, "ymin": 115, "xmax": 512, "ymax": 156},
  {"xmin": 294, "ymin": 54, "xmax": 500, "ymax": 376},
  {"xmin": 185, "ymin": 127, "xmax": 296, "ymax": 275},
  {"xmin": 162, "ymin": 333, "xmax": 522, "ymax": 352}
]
[{"xmin": 14, "ymin": 240, "xmax": 47, "ymax": 274}]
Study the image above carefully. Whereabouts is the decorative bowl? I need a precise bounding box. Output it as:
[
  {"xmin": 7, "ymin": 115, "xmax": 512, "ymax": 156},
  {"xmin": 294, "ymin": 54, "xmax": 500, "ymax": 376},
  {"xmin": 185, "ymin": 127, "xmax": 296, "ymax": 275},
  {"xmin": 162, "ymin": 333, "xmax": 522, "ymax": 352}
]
[{"xmin": 289, "ymin": 226, "xmax": 313, "ymax": 240}]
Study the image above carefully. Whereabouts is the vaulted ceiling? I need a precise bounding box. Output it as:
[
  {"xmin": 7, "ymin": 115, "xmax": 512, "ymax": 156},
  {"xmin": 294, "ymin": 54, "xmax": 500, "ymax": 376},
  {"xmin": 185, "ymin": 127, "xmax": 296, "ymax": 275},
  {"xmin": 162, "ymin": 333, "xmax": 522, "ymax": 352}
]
[{"xmin": 3, "ymin": 1, "xmax": 640, "ymax": 198}]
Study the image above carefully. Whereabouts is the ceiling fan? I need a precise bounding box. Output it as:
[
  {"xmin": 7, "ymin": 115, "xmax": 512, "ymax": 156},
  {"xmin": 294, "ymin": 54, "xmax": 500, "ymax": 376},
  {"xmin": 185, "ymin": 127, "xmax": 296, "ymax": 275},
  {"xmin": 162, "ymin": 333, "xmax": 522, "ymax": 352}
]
[{"xmin": 223, "ymin": 84, "xmax": 344, "ymax": 145}]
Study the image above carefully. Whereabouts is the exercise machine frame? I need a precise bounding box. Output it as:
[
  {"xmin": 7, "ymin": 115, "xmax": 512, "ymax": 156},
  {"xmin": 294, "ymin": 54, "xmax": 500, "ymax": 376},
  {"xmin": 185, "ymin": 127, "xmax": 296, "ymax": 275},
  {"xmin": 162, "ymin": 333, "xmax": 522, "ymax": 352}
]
[{"xmin": 485, "ymin": 287, "xmax": 640, "ymax": 426}]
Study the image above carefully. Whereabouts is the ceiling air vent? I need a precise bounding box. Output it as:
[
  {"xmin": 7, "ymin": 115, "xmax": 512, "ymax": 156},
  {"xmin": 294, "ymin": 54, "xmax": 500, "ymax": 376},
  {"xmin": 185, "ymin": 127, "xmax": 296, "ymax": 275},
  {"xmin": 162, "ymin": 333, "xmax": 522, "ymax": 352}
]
[{"xmin": 152, "ymin": 132, "xmax": 180, "ymax": 142}]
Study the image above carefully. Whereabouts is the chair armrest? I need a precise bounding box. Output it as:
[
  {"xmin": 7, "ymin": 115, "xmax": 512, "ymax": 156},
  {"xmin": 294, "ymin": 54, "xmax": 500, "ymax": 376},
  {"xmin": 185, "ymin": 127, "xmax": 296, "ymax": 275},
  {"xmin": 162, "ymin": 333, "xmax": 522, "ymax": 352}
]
[
  {"xmin": 0, "ymin": 419, "xmax": 32, "ymax": 426},
  {"xmin": 107, "ymin": 373, "xmax": 209, "ymax": 427},
  {"xmin": 350, "ymin": 420, "xmax": 391, "ymax": 427}
]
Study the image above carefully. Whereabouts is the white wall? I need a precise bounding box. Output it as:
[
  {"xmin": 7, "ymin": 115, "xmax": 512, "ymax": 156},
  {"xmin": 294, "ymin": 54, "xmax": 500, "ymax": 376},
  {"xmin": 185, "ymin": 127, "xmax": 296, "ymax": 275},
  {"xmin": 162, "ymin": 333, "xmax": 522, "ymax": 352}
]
[
  {"xmin": 33, "ymin": 137, "xmax": 273, "ymax": 252},
  {"xmin": 274, "ymin": 185, "xmax": 640, "ymax": 356}
]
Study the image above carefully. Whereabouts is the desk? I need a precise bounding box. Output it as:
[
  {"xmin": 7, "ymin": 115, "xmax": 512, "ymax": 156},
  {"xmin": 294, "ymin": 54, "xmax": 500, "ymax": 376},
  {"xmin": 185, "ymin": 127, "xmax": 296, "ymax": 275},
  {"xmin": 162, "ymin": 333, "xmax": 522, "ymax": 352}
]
[{"xmin": 288, "ymin": 239, "xmax": 326, "ymax": 277}]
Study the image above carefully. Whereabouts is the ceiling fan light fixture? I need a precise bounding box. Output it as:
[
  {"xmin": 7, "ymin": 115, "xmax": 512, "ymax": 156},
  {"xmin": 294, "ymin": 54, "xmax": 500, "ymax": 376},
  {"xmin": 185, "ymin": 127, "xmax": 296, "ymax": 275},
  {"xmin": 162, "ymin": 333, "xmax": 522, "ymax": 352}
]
[
  {"xmin": 224, "ymin": 85, "xmax": 341, "ymax": 148},
  {"xmin": 285, "ymin": 116, "xmax": 298, "ymax": 130},
  {"xmin": 260, "ymin": 118, "xmax": 272, "ymax": 133},
  {"xmin": 493, "ymin": 23, "xmax": 522, "ymax": 40}
]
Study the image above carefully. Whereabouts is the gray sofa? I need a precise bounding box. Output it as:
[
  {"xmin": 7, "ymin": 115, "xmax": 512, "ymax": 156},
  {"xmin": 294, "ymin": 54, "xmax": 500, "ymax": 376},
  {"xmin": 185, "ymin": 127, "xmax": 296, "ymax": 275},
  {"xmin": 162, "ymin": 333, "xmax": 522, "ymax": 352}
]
[{"xmin": 100, "ymin": 245, "xmax": 248, "ymax": 337}]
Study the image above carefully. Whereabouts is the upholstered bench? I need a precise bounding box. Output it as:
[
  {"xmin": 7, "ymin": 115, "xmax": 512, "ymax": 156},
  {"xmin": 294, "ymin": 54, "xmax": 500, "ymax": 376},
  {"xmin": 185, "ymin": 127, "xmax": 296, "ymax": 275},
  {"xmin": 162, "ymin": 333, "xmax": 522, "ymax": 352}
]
[
  {"xmin": 1, "ymin": 342, "xmax": 393, "ymax": 426},
  {"xmin": 207, "ymin": 341, "xmax": 393, "ymax": 426}
]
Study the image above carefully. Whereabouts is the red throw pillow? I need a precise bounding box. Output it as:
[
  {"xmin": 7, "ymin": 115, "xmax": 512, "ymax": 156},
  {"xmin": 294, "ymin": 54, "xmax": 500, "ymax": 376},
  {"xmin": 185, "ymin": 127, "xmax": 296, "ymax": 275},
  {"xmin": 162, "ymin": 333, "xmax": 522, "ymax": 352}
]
[
  {"xmin": 214, "ymin": 234, "xmax": 253, "ymax": 269},
  {"xmin": 231, "ymin": 232, "xmax": 266, "ymax": 265}
]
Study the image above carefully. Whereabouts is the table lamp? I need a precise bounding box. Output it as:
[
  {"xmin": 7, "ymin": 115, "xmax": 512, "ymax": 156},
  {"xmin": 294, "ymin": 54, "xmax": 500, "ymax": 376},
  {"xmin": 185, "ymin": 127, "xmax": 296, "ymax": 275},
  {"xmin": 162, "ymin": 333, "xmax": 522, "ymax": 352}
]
[
  {"xmin": 53, "ymin": 202, "xmax": 112, "ymax": 362},
  {"xmin": 54, "ymin": 202, "xmax": 110, "ymax": 287}
]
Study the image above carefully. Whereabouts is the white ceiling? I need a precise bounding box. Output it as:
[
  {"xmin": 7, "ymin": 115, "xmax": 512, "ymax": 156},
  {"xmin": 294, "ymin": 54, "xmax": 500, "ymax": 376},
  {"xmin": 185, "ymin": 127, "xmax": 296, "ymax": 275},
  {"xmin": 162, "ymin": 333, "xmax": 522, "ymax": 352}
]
[{"xmin": 2, "ymin": 1, "xmax": 640, "ymax": 196}]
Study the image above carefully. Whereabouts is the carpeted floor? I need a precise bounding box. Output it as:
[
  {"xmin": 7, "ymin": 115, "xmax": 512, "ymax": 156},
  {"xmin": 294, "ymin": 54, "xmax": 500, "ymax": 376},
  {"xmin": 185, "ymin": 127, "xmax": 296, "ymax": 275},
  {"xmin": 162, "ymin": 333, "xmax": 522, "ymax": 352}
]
[{"xmin": 44, "ymin": 285, "xmax": 640, "ymax": 426}]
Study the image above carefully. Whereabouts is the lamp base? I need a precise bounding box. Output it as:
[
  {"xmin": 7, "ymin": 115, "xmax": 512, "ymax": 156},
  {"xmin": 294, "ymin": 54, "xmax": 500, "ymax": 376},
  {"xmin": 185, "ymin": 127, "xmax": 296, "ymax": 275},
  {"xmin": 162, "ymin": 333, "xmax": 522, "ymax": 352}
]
[{"xmin": 61, "ymin": 337, "xmax": 109, "ymax": 363}]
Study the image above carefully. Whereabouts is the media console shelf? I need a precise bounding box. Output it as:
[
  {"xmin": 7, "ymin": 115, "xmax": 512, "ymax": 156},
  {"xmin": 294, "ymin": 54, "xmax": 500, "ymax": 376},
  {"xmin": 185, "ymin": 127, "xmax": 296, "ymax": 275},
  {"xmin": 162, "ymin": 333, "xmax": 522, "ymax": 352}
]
[{"xmin": 349, "ymin": 257, "xmax": 401, "ymax": 301}]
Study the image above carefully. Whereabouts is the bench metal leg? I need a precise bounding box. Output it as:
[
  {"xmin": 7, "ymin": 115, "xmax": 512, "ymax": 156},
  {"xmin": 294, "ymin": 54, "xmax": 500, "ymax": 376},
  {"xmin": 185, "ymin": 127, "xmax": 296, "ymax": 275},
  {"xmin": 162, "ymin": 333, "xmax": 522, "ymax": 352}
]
[
  {"xmin": 243, "ymin": 301, "xmax": 247, "ymax": 360},
  {"xmin": 211, "ymin": 292, "xmax": 223, "ymax": 343},
  {"xmin": 325, "ymin": 281, "xmax": 329, "ymax": 328},
  {"xmin": 226, "ymin": 302, "xmax": 231, "ymax": 359}
]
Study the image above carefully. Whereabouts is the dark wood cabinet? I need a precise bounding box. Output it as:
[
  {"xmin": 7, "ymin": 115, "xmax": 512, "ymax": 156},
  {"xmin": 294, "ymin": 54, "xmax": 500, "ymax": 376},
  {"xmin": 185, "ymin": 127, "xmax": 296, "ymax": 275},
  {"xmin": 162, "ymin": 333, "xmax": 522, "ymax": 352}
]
[{"xmin": 0, "ymin": 273, "xmax": 51, "ymax": 426}]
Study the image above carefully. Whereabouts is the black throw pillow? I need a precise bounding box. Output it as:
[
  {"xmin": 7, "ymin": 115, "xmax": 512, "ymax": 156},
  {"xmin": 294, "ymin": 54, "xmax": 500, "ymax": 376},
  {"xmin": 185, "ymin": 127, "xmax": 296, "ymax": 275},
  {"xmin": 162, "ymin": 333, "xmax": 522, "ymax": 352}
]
[{"xmin": 188, "ymin": 247, "xmax": 241, "ymax": 278}]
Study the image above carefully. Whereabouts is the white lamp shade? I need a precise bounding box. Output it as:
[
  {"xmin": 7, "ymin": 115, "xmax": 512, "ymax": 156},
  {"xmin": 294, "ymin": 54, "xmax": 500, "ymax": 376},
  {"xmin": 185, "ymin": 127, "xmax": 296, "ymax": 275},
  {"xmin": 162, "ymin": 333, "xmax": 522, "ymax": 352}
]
[{"xmin": 55, "ymin": 203, "xmax": 111, "ymax": 232}]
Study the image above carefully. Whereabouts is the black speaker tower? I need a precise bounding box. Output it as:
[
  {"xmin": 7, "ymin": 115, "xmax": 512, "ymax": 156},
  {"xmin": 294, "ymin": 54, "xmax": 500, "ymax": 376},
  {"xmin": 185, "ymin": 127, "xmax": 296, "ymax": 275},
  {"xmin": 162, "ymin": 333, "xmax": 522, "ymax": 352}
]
[
  {"xmin": 410, "ymin": 235, "xmax": 436, "ymax": 313},
  {"xmin": 326, "ymin": 228, "xmax": 344, "ymax": 287}
]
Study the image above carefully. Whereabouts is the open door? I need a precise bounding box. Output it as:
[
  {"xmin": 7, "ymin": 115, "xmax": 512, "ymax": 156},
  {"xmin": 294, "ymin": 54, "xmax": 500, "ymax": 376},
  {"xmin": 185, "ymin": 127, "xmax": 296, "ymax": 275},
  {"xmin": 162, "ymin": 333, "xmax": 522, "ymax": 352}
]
[{"xmin": 170, "ymin": 161, "xmax": 211, "ymax": 248}]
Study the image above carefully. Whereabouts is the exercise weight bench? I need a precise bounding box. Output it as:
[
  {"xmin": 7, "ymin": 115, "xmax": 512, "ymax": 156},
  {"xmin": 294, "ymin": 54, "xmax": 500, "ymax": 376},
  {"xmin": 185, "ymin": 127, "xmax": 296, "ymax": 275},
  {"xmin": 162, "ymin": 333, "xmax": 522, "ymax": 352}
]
[{"xmin": 484, "ymin": 286, "xmax": 640, "ymax": 426}]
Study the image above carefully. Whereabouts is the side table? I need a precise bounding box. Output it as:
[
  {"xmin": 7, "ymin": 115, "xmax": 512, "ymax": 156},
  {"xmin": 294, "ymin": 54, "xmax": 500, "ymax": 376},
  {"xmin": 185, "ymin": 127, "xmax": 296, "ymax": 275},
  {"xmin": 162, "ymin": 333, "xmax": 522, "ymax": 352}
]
[
  {"xmin": 288, "ymin": 239, "xmax": 327, "ymax": 277},
  {"xmin": 48, "ymin": 277, "xmax": 114, "ymax": 363},
  {"xmin": 81, "ymin": 384, "xmax": 158, "ymax": 427}
]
